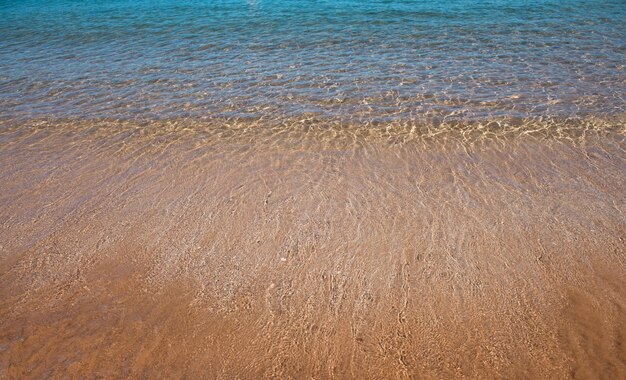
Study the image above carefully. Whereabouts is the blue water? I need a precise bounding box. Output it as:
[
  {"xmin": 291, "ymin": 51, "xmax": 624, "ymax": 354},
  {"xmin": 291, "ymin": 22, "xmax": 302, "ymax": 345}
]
[{"xmin": 1, "ymin": 0, "xmax": 624, "ymax": 125}]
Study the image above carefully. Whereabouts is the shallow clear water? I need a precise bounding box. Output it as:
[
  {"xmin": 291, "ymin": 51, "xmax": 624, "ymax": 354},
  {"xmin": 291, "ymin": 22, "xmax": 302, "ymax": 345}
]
[
  {"xmin": 1, "ymin": 0, "xmax": 625, "ymax": 125},
  {"xmin": 1, "ymin": 2, "xmax": 626, "ymax": 378}
]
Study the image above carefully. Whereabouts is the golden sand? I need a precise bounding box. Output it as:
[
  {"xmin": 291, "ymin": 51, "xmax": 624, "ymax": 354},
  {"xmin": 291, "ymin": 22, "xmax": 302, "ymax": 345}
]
[{"xmin": 0, "ymin": 120, "xmax": 625, "ymax": 378}]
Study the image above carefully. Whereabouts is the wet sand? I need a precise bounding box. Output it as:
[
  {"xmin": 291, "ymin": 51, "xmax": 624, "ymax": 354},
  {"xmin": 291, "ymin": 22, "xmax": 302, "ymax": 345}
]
[{"xmin": 0, "ymin": 119, "xmax": 625, "ymax": 379}]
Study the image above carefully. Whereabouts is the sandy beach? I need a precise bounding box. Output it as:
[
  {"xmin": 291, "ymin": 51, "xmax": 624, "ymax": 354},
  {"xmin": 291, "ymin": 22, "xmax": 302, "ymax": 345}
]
[{"xmin": 0, "ymin": 119, "xmax": 624, "ymax": 378}]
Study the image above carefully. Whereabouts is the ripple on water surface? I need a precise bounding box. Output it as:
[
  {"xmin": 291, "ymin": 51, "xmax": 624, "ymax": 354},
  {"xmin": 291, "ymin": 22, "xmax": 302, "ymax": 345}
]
[{"xmin": 1, "ymin": 0, "xmax": 625, "ymax": 125}]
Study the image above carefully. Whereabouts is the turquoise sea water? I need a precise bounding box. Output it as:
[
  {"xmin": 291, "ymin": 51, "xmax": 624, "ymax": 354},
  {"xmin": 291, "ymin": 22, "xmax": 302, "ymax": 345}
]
[{"xmin": 1, "ymin": 0, "xmax": 624, "ymax": 125}]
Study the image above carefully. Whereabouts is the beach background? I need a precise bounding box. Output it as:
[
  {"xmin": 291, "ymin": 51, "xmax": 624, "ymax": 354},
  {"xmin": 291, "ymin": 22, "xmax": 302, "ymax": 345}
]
[{"xmin": 1, "ymin": 0, "xmax": 625, "ymax": 378}]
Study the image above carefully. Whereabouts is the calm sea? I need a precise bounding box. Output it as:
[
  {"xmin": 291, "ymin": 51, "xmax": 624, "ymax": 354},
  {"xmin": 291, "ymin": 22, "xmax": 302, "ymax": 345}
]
[{"xmin": 1, "ymin": 0, "xmax": 624, "ymax": 125}]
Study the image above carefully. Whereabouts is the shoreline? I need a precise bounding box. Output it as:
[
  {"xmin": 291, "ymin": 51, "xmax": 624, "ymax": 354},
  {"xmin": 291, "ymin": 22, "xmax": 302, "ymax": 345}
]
[{"xmin": 1, "ymin": 120, "xmax": 625, "ymax": 378}]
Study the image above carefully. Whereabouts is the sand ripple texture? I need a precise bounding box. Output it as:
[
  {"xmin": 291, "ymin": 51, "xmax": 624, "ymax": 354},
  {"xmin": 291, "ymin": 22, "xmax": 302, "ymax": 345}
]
[{"xmin": 0, "ymin": 119, "xmax": 625, "ymax": 379}]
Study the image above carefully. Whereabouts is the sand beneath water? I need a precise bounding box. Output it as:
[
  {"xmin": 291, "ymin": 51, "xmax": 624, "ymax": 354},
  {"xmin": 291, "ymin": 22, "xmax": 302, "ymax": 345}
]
[{"xmin": 0, "ymin": 120, "xmax": 625, "ymax": 379}]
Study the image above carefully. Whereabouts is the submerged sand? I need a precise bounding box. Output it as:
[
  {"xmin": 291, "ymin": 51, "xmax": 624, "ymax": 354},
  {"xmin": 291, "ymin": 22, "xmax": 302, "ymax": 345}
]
[{"xmin": 0, "ymin": 119, "xmax": 625, "ymax": 379}]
